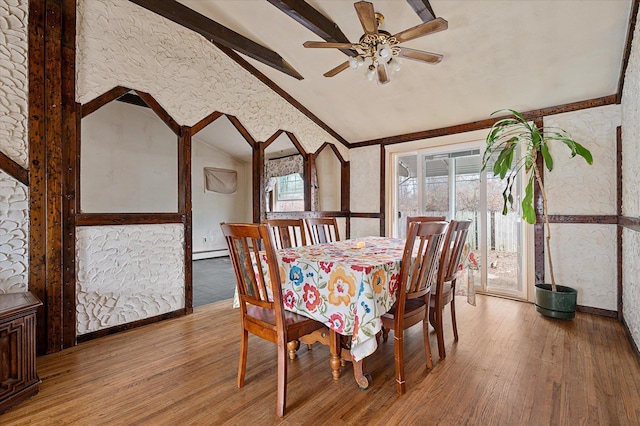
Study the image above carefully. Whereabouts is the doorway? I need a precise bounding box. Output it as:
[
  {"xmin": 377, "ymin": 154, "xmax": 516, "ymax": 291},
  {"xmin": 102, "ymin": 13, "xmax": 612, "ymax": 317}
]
[{"xmin": 391, "ymin": 143, "xmax": 528, "ymax": 300}]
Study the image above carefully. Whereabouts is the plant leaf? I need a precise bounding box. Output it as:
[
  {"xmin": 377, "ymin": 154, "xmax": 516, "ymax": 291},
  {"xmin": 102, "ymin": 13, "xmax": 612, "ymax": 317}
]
[
  {"xmin": 521, "ymin": 179, "xmax": 536, "ymax": 224},
  {"xmin": 541, "ymin": 141, "xmax": 553, "ymax": 171}
]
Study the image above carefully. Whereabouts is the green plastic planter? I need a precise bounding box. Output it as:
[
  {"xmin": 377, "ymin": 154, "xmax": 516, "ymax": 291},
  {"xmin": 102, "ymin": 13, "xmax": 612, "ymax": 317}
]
[{"xmin": 534, "ymin": 283, "xmax": 578, "ymax": 320}]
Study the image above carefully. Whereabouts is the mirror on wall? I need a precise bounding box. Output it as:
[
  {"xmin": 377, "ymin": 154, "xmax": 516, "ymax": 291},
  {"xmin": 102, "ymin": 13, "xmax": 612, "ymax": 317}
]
[
  {"xmin": 80, "ymin": 93, "xmax": 178, "ymax": 213},
  {"xmin": 265, "ymin": 133, "xmax": 305, "ymax": 212}
]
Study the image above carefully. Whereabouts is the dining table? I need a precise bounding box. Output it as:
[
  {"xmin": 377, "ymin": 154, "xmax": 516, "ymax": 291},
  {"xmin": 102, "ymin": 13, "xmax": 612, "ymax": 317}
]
[{"xmin": 275, "ymin": 236, "xmax": 406, "ymax": 388}]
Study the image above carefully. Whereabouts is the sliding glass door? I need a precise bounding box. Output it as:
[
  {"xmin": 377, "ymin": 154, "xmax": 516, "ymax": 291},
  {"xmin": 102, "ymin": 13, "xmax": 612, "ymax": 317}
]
[{"xmin": 393, "ymin": 144, "xmax": 527, "ymax": 299}]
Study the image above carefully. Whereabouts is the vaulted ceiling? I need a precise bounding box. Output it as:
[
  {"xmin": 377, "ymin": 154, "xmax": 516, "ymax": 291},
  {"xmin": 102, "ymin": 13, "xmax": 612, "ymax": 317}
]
[{"xmin": 135, "ymin": 0, "xmax": 633, "ymax": 146}]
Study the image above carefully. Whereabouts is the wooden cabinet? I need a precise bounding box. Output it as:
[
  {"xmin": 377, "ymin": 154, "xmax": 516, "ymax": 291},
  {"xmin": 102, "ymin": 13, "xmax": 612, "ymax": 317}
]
[{"xmin": 0, "ymin": 292, "xmax": 42, "ymax": 413}]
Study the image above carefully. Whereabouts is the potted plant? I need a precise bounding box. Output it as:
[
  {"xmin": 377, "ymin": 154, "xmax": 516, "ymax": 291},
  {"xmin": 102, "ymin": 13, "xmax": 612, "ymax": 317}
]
[{"xmin": 481, "ymin": 109, "xmax": 593, "ymax": 319}]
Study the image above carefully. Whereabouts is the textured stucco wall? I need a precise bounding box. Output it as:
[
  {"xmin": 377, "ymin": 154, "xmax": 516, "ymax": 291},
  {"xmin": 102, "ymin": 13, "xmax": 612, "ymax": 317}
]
[
  {"xmin": 76, "ymin": 0, "xmax": 348, "ymax": 160},
  {"xmin": 350, "ymin": 146, "xmax": 380, "ymax": 214},
  {"xmin": 621, "ymin": 5, "xmax": 640, "ymax": 348},
  {"xmin": 76, "ymin": 224, "xmax": 185, "ymax": 335},
  {"xmin": 542, "ymin": 106, "xmax": 620, "ymax": 311},
  {"xmin": 0, "ymin": 0, "xmax": 29, "ymax": 293},
  {"xmin": 547, "ymin": 224, "xmax": 617, "ymax": 310},
  {"xmin": 544, "ymin": 105, "xmax": 620, "ymax": 216},
  {"xmin": 0, "ymin": 170, "xmax": 28, "ymax": 293},
  {"xmin": 0, "ymin": 0, "xmax": 28, "ymax": 169}
]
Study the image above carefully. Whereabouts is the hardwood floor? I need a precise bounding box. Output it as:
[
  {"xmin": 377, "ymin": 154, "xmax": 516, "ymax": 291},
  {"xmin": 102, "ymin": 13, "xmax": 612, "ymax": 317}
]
[{"xmin": 2, "ymin": 295, "xmax": 639, "ymax": 425}]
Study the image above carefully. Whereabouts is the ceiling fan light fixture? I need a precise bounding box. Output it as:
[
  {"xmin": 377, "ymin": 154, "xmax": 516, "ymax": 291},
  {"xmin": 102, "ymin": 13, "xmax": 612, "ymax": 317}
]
[
  {"xmin": 388, "ymin": 58, "xmax": 401, "ymax": 73},
  {"xmin": 365, "ymin": 65, "xmax": 376, "ymax": 81}
]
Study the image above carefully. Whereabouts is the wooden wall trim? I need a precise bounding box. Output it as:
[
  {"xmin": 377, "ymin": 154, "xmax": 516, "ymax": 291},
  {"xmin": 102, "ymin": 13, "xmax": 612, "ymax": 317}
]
[
  {"xmin": 617, "ymin": 125, "xmax": 623, "ymax": 320},
  {"xmin": 350, "ymin": 212, "xmax": 382, "ymax": 219},
  {"xmin": 76, "ymin": 213, "xmax": 184, "ymax": 226},
  {"xmin": 226, "ymin": 115, "xmax": 256, "ymax": 148},
  {"xmin": 28, "ymin": 0, "xmax": 47, "ymax": 355},
  {"xmin": 212, "ymin": 42, "xmax": 350, "ymax": 149},
  {"xmin": 76, "ymin": 309, "xmax": 186, "ymax": 343},
  {"xmin": 190, "ymin": 111, "xmax": 223, "ymax": 135},
  {"xmin": 577, "ymin": 305, "xmax": 618, "ymax": 318},
  {"xmin": 254, "ymin": 143, "xmax": 265, "ymax": 224},
  {"xmin": 81, "ymin": 86, "xmax": 130, "ymax": 118},
  {"xmin": 265, "ymin": 211, "xmax": 349, "ymax": 220},
  {"xmin": 618, "ymin": 0, "xmax": 639, "ymax": 103},
  {"xmin": 542, "ymin": 215, "xmax": 618, "ymax": 224},
  {"xmin": 352, "ymin": 95, "xmax": 618, "ymax": 148},
  {"xmin": 380, "ymin": 145, "xmax": 385, "ymax": 236},
  {"xmin": 61, "ymin": 0, "xmax": 77, "ymax": 349},
  {"xmin": 0, "ymin": 150, "xmax": 29, "ymax": 186},
  {"xmin": 178, "ymin": 126, "xmax": 193, "ymax": 314},
  {"xmin": 135, "ymin": 91, "xmax": 180, "ymax": 136},
  {"xmin": 315, "ymin": 142, "xmax": 346, "ymax": 163}
]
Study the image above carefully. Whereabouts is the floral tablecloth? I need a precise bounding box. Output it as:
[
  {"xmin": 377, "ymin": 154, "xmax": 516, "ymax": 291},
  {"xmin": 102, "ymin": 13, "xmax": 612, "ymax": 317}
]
[{"xmin": 278, "ymin": 236, "xmax": 404, "ymax": 361}]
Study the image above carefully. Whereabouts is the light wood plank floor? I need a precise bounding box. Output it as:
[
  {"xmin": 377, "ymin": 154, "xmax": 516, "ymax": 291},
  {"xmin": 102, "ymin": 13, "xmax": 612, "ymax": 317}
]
[{"xmin": 2, "ymin": 295, "xmax": 640, "ymax": 425}]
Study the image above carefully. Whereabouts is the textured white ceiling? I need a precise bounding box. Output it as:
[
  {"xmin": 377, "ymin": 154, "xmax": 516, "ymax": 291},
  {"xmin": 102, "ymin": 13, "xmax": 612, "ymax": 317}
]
[{"xmin": 179, "ymin": 0, "xmax": 632, "ymax": 144}]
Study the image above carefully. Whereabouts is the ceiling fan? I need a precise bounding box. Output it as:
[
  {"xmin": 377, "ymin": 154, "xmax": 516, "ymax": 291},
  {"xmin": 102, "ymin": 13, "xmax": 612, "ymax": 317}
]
[{"xmin": 303, "ymin": 1, "xmax": 448, "ymax": 84}]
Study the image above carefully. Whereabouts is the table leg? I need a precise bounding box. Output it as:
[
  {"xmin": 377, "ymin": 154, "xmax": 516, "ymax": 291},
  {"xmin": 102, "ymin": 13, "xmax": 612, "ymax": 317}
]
[
  {"xmin": 329, "ymin": 330, "xmax": 342, "ymax": 381},
  {"xmin": 329, "ymin": 330, "xmax": 370, "ymax": 389}
]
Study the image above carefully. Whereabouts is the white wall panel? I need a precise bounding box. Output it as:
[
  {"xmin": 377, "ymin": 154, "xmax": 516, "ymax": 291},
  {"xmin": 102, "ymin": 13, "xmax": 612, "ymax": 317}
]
[
  {"xmin": 76, "ymin": 224, "xmax": 185, "ymax": 335},
  {"xmin": 350, "ymin": 146, "xmax": 380, "ymax": 213},
  {"xmin": 0, "ymin": 0, "xmax": 28, "ymax": 169},
  {"xmin": 350, "ymin": 218, "xmax": 381, "ymax": 239},
  {"xmin": 544, "ymin": 105, "xmax": 620, "ymax": 216},
  {"xmin": 623, "ymin": 228, "xmax": 640, "ymax": 346},
  {"xmin": 547, "ymin": 223, "xmax": 616, "ymax": 311},
  {"xmin": 0, "ymin": 170, "xmax": 28, "ymax": 293}
]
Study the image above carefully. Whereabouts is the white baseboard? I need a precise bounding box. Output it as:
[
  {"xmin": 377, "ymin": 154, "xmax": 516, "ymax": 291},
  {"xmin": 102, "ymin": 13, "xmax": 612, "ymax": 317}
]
[{"xmin": 193, "ymin": 249, "xmax": 229, "ymax": 260}]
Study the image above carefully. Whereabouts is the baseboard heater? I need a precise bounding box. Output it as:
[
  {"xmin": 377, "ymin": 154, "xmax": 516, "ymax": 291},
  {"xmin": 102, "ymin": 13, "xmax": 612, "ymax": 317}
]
[{"xmin": 193, "ymin": 248, "xmax": 229, "ymax": 260}]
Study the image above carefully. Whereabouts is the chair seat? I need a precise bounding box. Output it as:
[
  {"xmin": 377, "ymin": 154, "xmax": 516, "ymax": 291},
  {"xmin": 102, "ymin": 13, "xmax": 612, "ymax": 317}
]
[
  {"xmin": 382, "ymin": 298, "xmax": 428, "ymax": 319},
  {"xmin": 430, "ymin": 282, "xmax": 452, "ymax": 307},
  {"xmin": 246, "ymin": 305, "xmax": 316, "ymax": 326}
]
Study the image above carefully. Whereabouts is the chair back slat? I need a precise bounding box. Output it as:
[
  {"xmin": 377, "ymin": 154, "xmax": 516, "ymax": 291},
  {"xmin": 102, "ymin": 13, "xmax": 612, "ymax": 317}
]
[
  {"xmin": 265, "ymin": 219, "xmax": 307, "ymax": 249},
  {"xmin": 440, "ymin": 220, "xmax": 472, "ymax": 283},
  {"xmin": 305, "ymin": 217, "xmax": 340, "ymax": 244},
  {"xmin": 406, "ymin": 216, "xmax": 446, "ymax": 234},
  {"xmin": 401, "ymin": 222, "xmax": 448, "ymax": 301},
  {"xmin": 221, "ymin": 222, "xmax": 284, "ymax": 314}
]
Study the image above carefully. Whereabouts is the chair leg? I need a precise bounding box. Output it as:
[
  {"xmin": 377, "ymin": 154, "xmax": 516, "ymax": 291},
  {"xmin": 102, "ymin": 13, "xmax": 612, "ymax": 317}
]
[
  {"xmin": 451, "ymin": 297, "xmax": 459, "ymax": 342},
  {"xmin": 238, "ymin": 329, "xmax": 248, "ymax": 388},
  {"xmin": 435, "ymin": 307, "xmax": 446, "ymax": 359},
  {"xmin": 394, "ymin": 329, "xmax": 406, "ymax": 395},
  {"xmin": 422, "ymin": 318, "xmax": 433, "ymax": 369},
  {"xmin": 276, "ymin": 340, "xmax": 288, "ymax": 417},
  {"xmin": 382, "ymin": 326, "xmax": 390, "ymax": 343}
]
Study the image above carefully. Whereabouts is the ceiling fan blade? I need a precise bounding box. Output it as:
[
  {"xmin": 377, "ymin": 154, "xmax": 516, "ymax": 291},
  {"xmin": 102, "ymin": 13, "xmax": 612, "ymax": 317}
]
[
  {"xmin": 377, "ymin": 63, "xmax": 390, "ymax": 84},
  {"xmin": 354, "ymin": 1, "xmax": 377, "ymax": 35},
  {"xmin": 324, "ymin": 61, "xmax": 350, "ymax": 77},
  {"xmin": 397, "ymin": 47, "xmax": 443, "ymax": 64},
  {"xmin": 393, "ymin": 17, "xmax": 448, "ymax": 43},
  {"xmin": 303, "ymin": 41, "xmax": 358, "ymax": 49}
]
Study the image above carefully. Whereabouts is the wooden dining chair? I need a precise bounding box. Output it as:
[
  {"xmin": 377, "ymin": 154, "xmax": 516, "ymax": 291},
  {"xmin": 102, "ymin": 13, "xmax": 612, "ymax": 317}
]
[
  {"xmin": 220, "ymin": 222, "xmax": 324, "ymax": 417},
  {"xmin": 305, "ymin": 217, "xmax": 340, "ymax": 244},
  {"xmin": 381, "ymin": 221, "xmax": 448, "ymax": 394},
  {"xmin": 265, "ymin": 218, "xmax": 307, "ymax": 249},
  {"xmin": 429, "ymin": 219, "xmax": 472, "ymax": 360},
  {"xmin": 406, "ymin": 215, "xmax": 446, "ymax": 233}
]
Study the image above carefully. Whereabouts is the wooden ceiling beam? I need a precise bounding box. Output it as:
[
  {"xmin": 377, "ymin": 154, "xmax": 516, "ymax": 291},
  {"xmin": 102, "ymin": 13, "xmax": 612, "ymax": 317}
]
[
  {"xmin": 129, "ymin": 0, "xmax": 304, "ymax": 80},
  {"xmin": 405, "ymin": 0, "xmax": 436, "ymax": 22},
  {"xmin": 266, "ymin": 0, "xmax": 358, "ymax": 57}
]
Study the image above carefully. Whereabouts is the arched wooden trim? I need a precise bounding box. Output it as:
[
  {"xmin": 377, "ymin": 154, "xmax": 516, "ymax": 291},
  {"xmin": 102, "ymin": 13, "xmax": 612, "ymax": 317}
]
[
  {"xmin": 226, "ymin": 115, "xmax": 256, "ymax": 148},
  {"xmin": 191, "ymin": 111, "xmax": 223, "ymax": 135},
  {"xmin": 81, "ymin": 87, "xmax": 180, "ymax": 136},
  {"xmin": 312, "ymin": 141, "xmax": 350, "ymax": 213},
  {"xmin": 135, "ymin": 91, "xmax": 180, "ymax": 136},
  {"xmin": 0, "ymin": 150, "xmax": 29, "ymax": 186},
  {"xmin": 264, "ymin": 129, "xmax": 285, "ymax": 149},
  {"xmin": 284, "ymin": 132, "xmax": 307, "ymax": 156},
  {"xmin": 81, "ymin": 86, "xmax": 130, "ymax": 118},
  {"xmin": 315, "ymin": 141, "xmax": 346, "ymax": 164}
]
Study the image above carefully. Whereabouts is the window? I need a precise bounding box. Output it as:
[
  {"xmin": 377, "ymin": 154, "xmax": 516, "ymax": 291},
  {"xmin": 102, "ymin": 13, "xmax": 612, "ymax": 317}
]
[{"xmin": 277, "ymin": 173, "xmax": 304, "ymax": 201}]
